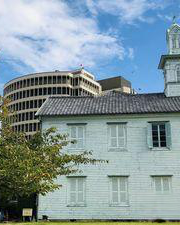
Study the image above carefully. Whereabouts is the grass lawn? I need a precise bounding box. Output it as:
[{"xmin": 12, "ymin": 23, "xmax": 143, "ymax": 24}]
[{"xmin": 5, "ymin": 222, "xmax": 180, "ymax": 225}]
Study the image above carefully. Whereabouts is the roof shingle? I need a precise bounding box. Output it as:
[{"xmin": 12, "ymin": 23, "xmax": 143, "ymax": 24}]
[{"xmin": 36, "ymin": 91, "xmax": 180, "ymax": 117}]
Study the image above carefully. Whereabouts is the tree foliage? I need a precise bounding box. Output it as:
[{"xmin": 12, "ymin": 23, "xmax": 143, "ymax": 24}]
[{"xmin": 0, "ymin": 96, "xmax": 103, "ymax": 202}]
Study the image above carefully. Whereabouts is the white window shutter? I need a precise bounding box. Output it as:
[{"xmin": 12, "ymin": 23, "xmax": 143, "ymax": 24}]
[
  {"xmin": 147, "ymin": 123, "xmax": 153, "ymax": 148},
  {"xmin": 77, "ymin": 127, "xmax": 84, "ymax": 149},
  {"xmin": 119, "ymin": 177, "xmax": 128, "ymax": 203},
  {"xmin": 162, "ymin": 177, "xmax": 170, "ymax": 192},
  {"xmin": 165, "ymin": 122, "xmax": 172, "ymax": 149},
  {"xmin": 154, "ymin": 177, "xmax": 162, "ymax": 192},
  {"xmin": 111, "ymin": 178, "xmax": 119, "ymax": 203},
  {"xmin": 108, "ymin": 126, "xmax": 116, "ymax": 148},
  {"xmin": 118, "ymin": 125, "xmax": 125, "ymax": 148},
  {"xmin": 77, "ymin": 178, "xmax": 84, "ymax": 203},
  {"xmin": 71, "ymin": 127, "xmax": 77, "ymax": 138},
  {"xmin": 70, "ymin": 127, "xmax": 77, "ymax": 148},
  {"xmin": 69, "ymin": 178, "xmax": 77, "ymax": 204}
]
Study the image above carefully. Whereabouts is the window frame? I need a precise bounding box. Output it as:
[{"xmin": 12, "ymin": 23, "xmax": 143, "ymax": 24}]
[
  {"xmin": 109, "ymin": 176, "xmax": 129, "ymax": 207},
  {"xmin": 107, "ymin": 123, "xmax": 127, "ymax": 151},
  {"xmin": 147, "ymin": 121, "xmax": 171, "ymax": 150},
  {"xmin": 152, "ymin": 176, "xmax": 172, "ymax": 194},
  {"xmin": 67, "ymin": 123, "xmax": 86, "ymax": 150},
  {"xmin": 152, "ymin": 122, "xmax": 166, "ymax": 148},
  {"xmin": 67, "ymin": 177, "xmax": 86, "ymax": 207}
]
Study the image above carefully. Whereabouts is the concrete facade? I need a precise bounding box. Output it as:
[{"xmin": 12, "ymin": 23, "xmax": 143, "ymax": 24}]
[
  {"xmin": 3, "ymin": 69, "xmax": 133, "ymax": 138},
  {"xmin": 3, "ymin": 69, "xmax": 101, "ymax": 138}
]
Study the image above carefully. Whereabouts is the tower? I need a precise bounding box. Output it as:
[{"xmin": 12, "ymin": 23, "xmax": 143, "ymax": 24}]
[{"xmin": 158, "ymin": 23, "xmax": 180, "ymax": 97}]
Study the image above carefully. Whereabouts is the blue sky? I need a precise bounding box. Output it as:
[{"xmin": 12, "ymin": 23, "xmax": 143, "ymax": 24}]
[{"xmin": 0, "ymin": 0, "xmax": 179, "ymax": 94}]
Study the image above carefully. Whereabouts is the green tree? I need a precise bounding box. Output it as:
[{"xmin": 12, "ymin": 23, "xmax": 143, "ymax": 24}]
[{"xmin": 0, "ymin": 96, "xmax": 103, "ymax": 203}]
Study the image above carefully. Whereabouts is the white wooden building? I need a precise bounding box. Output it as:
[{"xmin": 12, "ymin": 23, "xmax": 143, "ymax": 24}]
[{"xmin": 36, "ymin": 23, "xmax": 180, "ymax": 220}]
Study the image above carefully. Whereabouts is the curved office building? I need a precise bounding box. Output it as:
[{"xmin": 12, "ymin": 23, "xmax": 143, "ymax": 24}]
[{"xmin": 3, "ymin": 69, "xmax": 101, "ymax": 138}]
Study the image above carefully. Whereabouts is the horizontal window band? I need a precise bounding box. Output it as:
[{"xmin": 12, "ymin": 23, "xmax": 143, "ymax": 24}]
[
  {"xmin": 148, "ymin": 121, "xmax": 169, "ymax": 123},
  {"xmin": 151, "ymin": 175, "xmax": 173, "ymax": 177},
  {"xmin": 67, "ymin": 123, "xmax": 87, "ymax": 126},
  {"xmin": 107, "ymin": 175, "xmax": 129, "ymax": 177},
  {"xmin": 106, "ymin": 122, "xmax": 127, "ymax": 125},
  {"xmin": 166, "ymin": 81, "xmax": 180, "ymax": 85},
  {"xmin": 66, "ymin": 175, "xmax": 87, "ymax": 178},
  {"xmin": 66, "ymin": 205, "xmax": 87, "ymax": 207}
]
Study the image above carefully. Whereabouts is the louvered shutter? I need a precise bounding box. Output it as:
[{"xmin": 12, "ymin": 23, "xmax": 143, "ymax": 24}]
[
  {"xmin": 119, "ymin": 177, "xmax": 128, "ymax": 204},
  {"xmin": 70, "ymin": 178, "xmax": 77, "ymax": 204},
  {"xmin": 111, "ymin": 125, "xmax": 117, "ymax": 148},
  {"xmin": 111, "ymin": 178, "xmax": 119, "ymax": 204},
  {"xmin": 118, "ymin": 125, "xmax": 125, "ymax": 148},
  {"xmin": 165, "ymin": 122, "xmax": 172, "ymax": 149},
  {"xmin": 147, "ymin": 123, "xmax": 153, "ymax": 148},
  {"xmin": 77, "ymin": 127, "xmax": 84, "ymax": 149},
  {"xmin": 154, "ymin": 177, "xmax": 162, "ymax": 192},
  {"xmin": 162, "ymin": 177, "xmax": 170, "ymax": 192},
  {"xmin": 77, "ymin": 178, "xmax": 84, "ymax": 203},
  {"xmin": 70, "ymin": 127, "xmax": 77, "ymax": 148}
]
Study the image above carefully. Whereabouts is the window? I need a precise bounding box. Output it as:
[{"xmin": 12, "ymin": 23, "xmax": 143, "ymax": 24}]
[
  {"xmin": 152, "ymin": 176, "xmax": 172, "ymax": 194},
  {"xmin": 178, "ymin": 36, "xmax": 180, "ymax": 48},
  {"xmin": 147, "ymin": 122, "xmax": 171, "ymax": 149},
  {"xmin": 176, "ymin": 65, "xmax": 180, "ymax": 82},
  {"xmin": 108, "ymin": 123, "xmax": 126, "ymax": 150},
  {"xmin": 109, "ymin": 176, "xmax": 128, "ymax": 206},
  {"xmin": 68, "ymin": 177, "xmax": 86, "ymax": 206},
  {"xmin": 69, "ymin": 125, "xmax": 85, "ymax": 149}
]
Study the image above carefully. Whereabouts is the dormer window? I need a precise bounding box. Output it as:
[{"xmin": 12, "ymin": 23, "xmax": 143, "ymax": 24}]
[{"xmin": 176, "ymin": 65, "xmax": 180, "ymax": 82}]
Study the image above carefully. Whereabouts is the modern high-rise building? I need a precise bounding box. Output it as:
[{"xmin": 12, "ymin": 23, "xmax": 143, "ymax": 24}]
[{"xmin": 3, "ymin": 68, "xmax": 133, "ymax": 138}]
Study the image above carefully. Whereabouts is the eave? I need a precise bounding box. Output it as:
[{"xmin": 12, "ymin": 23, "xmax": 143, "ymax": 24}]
[{"xmin": 158, "ymin": 54, "xmax": 180, "ymax": 69}]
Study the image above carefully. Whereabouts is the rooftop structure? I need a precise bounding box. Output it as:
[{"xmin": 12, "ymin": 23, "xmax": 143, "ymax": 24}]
[{"xmin": 98, "ymin": 76, "xmax": 133, "ymax": 94}]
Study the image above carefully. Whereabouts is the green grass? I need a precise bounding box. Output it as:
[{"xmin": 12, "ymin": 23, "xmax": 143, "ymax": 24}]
[{"xmin": 5, "ymin": 222, "xmax": 180, "ymax": 225}]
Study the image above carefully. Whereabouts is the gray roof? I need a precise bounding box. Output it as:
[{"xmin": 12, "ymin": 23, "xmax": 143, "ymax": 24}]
[{"xmin": 36, "ymin": 91, "xmax": 180, "ymax": 117}]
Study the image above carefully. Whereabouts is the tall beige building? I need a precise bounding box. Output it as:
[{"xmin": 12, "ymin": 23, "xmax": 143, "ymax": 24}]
[{"xmin": 3, "ymin": 68, "xmax": 133, "ymax": 138}]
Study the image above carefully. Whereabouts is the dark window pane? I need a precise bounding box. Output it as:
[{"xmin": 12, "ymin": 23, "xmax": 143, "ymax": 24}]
[
  {"xmin": 161, "ymin": 141, "xmax": 166, "ymax": 147},
  {"xmin": 153, "ymin": 141, "xmax": 159, "ymax": 147},
  {"xmin": 160, "ymin": 130, "xmax": 166, "ymax": 136},
  {"xmin": 152, "ymin": 124, "xmax": 158, "ymax": 131},
  {"xmin": 159, "ymin": 124, "xmax": 165, "ymax": 130},
  {"xmin": 153, "ymin": 135, "xmax": 158, "ymax": 141}
]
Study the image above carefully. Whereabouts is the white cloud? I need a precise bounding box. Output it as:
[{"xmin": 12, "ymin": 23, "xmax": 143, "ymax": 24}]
[
  {"xmin": 0, "ymin": 0, "xmax": 126, "ymax": 73},
  {"xmin": 86, "ymin": 0, "xmax": 168, "ymax": 24},
  {"xmin": 127, "ymin": 48, "xmax": 134, "ymax": 60},
  {"xmin": 0, "ymin": 0, "xmax": 172, "ymax": 74}
]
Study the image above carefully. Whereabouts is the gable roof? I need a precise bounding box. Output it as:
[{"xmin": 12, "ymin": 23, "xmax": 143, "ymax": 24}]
[{"xmin": 36, "ymin": 91, "xmax": 180, "ymax": 117}]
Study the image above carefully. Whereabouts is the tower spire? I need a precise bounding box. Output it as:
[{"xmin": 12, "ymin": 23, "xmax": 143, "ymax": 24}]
[{"xmin": 172, "ymin": 15, "xmax": 176, "ymax": 24}]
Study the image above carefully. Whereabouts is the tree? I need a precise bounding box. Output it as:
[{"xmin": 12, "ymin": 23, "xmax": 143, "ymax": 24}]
[{"xmin": 0, "ymin": 96, "xmax": 103, "ymax": 204}]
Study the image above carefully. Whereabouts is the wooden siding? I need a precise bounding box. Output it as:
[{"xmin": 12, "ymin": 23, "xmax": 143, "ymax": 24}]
[{"xmin": 38, "ymin": 114, "xmax": 180, "ymax": 220}]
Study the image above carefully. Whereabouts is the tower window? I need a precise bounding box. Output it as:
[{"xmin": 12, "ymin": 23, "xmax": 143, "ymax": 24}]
[
  {"xmin": 176, "ymin": 65, "xmax": 180, "ymax": 82},
  {"xmin": 178, "ymin": 36, "xmax": 180, "ymax": 48}
]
